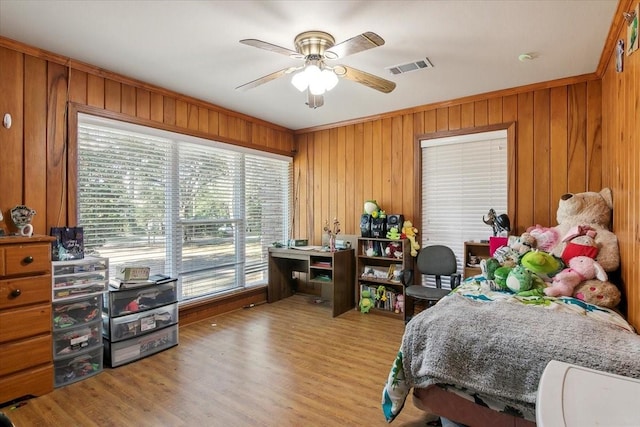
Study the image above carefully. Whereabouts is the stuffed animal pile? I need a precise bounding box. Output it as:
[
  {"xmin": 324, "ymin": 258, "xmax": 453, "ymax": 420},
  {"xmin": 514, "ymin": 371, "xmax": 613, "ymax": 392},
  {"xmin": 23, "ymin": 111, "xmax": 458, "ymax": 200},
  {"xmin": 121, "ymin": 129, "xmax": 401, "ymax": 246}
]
[{"xmin": 481, "ymin": 188, "xmax": 622, "ymax": 308}]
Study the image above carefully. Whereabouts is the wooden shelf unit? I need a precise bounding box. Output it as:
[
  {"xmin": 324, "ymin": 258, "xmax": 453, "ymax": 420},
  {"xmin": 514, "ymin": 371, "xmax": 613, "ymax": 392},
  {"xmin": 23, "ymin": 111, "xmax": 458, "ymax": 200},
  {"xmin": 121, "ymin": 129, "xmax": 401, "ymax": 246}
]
[
  {"xmin": 355, "ymin": 238, "xmax": 413, "ymax": 320},
  {"xmin": 463, "ymin": 241, "xmax": 490, "ymax": 278}
]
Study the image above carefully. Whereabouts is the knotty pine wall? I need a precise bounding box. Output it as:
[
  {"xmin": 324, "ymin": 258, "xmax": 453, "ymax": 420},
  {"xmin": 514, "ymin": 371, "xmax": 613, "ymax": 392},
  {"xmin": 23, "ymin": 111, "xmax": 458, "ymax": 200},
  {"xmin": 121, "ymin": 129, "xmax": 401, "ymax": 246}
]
[
  {"xmin": 294, "ymin": 0, "xmax": 639, "ymax": 329},
  {"xmin": 0, "ymin": 0, "xmax": 638, "ymax": 329},
  {"xmin": 294, "ymin": 80, "xmax": 603, "ymax": 242},
  {"xmin": 0, "ymin": 37, "xmax": 294, "ymax": 323},
  {"xmin": 601, "ymin": 0, "xmax": 640, "ymax": 330},
  {"xmin": 0, "ymin": 38, "xmax": 295, "ymax": 236}
]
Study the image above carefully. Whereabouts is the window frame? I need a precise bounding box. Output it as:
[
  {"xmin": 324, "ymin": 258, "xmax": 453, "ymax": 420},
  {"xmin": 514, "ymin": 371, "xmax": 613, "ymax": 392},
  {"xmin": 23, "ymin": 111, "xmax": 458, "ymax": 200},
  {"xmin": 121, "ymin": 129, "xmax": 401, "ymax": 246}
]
[
  {"xmin": 68, "ymin": 105, "xmax": 293, "ymax": 303},
  {"xmin": 415, "ymin": 123, "xmax": 516, "ymax": 285}
]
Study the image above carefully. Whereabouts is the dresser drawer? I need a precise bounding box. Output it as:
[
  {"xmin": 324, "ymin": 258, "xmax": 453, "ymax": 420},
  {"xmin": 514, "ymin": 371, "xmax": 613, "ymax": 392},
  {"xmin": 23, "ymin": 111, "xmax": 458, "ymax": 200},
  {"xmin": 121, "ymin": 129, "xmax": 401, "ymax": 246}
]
[
  {"xmin": 0, "ymin": 334, "xmax": 52, "ymax": 376},
  {"xmin": 0, "ymin": 363, "xmax": 53, "ymax": 404},
  {"xmin": 0, "ymin": 303, "xmax": 51, "ymax": 343},
  {"xmin": 0, "ymin": 275, "xmax": 51, "ymax": 309},
  {"xmin": 3, "ymin": 243, "xmax": 51, "ymax": 277}
]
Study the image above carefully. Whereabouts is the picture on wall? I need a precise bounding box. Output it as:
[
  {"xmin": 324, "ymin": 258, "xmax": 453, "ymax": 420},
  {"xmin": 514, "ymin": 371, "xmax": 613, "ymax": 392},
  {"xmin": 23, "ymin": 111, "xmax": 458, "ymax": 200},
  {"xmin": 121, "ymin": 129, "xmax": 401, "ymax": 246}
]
[{"xmin": 627, "ymin": 4, "xmax": 639, "ymax": 55}]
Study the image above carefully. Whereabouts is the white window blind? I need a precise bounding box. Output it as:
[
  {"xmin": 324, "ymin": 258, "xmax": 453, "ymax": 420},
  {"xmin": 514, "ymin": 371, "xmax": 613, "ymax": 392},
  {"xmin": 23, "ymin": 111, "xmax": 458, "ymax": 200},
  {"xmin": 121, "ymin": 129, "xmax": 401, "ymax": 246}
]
[
  {"xmin": 77, "ymin": 114, "xmax": 291, "ymax": 301},
  {"xmin": 421, "ymin": 130, "xmax": 507, "ymax": 286}
]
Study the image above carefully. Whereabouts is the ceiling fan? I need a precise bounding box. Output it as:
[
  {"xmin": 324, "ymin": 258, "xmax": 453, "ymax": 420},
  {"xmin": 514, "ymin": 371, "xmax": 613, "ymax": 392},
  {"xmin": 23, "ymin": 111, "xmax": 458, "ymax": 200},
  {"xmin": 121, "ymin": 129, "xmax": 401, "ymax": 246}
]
[{"xmin": 236, "ymin": 31, "xmax": 396, "ymax": 108}]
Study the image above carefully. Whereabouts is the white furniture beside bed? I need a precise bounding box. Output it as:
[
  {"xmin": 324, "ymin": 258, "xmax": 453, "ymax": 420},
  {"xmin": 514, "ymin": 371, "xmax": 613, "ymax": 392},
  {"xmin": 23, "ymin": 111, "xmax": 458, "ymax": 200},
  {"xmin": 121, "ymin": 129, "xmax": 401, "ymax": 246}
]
[{"xmin": 537, "ymin": 360, "xmax": 640, "ymax": 427}]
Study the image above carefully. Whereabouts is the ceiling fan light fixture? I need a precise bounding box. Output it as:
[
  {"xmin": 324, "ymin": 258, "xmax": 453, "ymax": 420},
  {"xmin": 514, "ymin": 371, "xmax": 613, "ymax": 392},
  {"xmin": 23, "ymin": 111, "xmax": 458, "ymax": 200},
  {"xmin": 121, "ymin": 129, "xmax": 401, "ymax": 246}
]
[
  {"xmin": 321, "ymin": 69, "xmax": 339, "ymax": 91},
  {"xmin": 309, "ymin": 79, "xmax": 326, "ymax": 95},
  {"xmin": 291, "ymin": 64, "xmax": 338, "ymax": 95},
  {"xmin": 291, "ymin": 71, "xmax": 308, "ymax": 92}
]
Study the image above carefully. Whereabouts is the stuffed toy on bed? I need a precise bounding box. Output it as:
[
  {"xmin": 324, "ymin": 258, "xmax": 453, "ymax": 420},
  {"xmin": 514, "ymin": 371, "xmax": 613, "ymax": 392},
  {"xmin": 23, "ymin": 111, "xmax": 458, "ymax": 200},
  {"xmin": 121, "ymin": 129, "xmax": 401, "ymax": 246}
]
[
  {"xmin": 549, "ymin": 188, "xmax": 619, "ymax": 272},
  {"xmin": 517, "ymin": 189, "xmax": 619, "ymax": 273},
  {"xmin": 573, "ymin": 279, "xmax": 621, "ymax": 308},
  {"xmin": 544, "ymin": 256, "xmax": 608, "ymax": 297}
]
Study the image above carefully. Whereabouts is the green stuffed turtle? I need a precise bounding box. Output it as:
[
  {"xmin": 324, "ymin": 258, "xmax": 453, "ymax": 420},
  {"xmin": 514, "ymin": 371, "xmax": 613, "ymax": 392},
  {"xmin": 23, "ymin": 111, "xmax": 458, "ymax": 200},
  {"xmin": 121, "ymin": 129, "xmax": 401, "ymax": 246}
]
[
  {"xmin": 359, "ymin": 289, "xmax": 374, "ymax": 313},
  {"xmin": 520, "ymin": 250, "xmax": 564, "ymax": 280},
  {"xmin": 493, "ymin": 266, "xmax": 513, "ymax": 290}
]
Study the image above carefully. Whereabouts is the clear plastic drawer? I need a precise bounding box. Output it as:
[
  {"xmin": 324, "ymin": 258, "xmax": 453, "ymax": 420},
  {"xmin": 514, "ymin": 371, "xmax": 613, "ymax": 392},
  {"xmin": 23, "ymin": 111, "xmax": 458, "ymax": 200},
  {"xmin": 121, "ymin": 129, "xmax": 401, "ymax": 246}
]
[
  {"xmin": 104, "ymin": 324, "xmax": 178, "ymax": 368},
  {"xmin": 54, "ymin": 346, "xmax": 103, "ymax": 387},
  {"xmin": 102, "ymin": 302, "xmax": 178, "ymax": 342},
  {"xmin": 53, "ymin": 318, "xmax": 102, "ymax": 359},
  {"xmin": 103, "ymin": 280, "xmax": 177, "ymax": 317},
  {"xmin": 52, "ymin": 256, "xmax": 108, "ymax": 301},
  {"xmin": 53, "ymin": 294, "xmax": 102, "ymax": 331}
]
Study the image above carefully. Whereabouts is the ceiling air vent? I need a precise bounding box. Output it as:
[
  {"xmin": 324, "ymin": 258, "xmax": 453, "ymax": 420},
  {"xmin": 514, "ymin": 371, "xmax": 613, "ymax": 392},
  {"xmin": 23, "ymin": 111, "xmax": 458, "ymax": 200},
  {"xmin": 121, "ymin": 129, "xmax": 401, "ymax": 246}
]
[{"xmin": 386, "ymin": 57, "xmax": 434, "ymax": 75}]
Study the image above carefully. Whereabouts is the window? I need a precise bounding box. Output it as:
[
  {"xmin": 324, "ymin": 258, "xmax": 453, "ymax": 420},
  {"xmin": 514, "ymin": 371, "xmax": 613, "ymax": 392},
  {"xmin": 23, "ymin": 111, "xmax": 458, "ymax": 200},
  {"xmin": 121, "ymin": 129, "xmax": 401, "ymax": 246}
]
[
  {"xmin": 77, "ymin": 113, "xmax": 291, "ymax": 301},
  {"xmin": 421, "ymin": 130, "xmax": 508, "ymax": 286}
]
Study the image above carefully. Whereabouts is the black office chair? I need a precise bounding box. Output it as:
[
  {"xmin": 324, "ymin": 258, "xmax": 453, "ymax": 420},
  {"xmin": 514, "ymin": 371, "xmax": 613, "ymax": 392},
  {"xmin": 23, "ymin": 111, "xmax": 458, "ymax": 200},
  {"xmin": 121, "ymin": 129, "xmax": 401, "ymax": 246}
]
[{"xmin": 403, "ymin": 245, "xmax": 461, "ymax": 321}]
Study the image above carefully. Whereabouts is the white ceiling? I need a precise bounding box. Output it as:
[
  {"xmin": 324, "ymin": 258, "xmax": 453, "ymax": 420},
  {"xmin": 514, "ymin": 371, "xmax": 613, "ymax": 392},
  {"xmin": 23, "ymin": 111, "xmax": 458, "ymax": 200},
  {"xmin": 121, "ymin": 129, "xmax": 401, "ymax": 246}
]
[{"xmin": 0, "ymin": 0, "xmax": 618, "ymax": 131}]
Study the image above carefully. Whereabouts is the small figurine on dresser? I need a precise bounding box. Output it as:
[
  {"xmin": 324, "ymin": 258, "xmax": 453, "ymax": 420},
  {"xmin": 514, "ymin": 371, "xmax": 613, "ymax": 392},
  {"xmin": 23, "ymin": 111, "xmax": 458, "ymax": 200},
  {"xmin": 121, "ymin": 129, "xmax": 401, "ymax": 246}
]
[{"xmin": 10, "ymin": 204, "xmax": 36, "ymax": 237}]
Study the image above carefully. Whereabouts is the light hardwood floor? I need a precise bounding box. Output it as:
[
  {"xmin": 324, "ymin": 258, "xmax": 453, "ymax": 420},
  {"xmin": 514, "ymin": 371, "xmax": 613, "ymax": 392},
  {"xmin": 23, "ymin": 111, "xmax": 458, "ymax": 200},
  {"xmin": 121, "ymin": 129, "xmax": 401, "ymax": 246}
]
[{"xmin": 2, "ymin": 294, "xmax": 434, "ymax": 426}]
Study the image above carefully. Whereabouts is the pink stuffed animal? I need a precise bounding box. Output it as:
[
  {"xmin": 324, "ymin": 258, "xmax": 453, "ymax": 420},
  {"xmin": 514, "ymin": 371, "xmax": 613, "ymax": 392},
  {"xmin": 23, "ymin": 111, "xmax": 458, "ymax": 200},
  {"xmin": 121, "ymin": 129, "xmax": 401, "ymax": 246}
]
[
  {"xmin": 394, "ymin": 294, "xmax": 405, "ymax": 314},
  {"xmin": 544, "ymin": 256, "xmax": 608, "ymax": 297}
]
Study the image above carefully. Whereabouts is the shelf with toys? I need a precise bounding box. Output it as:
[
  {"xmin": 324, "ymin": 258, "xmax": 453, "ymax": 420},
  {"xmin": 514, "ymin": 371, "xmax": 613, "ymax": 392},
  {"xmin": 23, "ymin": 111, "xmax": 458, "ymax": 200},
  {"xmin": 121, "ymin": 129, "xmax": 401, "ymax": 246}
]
[{"xmin": 356, "ymin": 237, "xmax": 413, "ymax": 320}]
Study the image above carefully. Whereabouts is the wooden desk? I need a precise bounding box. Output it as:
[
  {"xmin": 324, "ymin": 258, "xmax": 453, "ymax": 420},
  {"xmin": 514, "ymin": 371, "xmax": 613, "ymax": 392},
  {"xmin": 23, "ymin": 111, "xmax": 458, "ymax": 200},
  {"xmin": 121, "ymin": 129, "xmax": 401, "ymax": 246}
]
[{"xmin": 268, "ymin": 247, "xmax": 354, "ymax": 317}]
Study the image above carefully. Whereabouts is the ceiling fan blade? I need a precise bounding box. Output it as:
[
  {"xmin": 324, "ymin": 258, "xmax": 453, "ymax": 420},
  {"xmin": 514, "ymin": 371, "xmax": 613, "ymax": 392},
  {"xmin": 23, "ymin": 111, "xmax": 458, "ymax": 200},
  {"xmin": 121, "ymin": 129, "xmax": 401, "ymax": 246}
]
[
  {"xmin": 239, "ymin": 39, "xmax": 304, "ymax": 59},
  {"xmin": 236, "ymin": 66, "xmax": 300, "ymax": 91},
  {"xmin": 338, "ymin": 65, "xmax": 396, "ymax": 93},
  {"xmin": 306, "ymin": 92, "xmax": 324, "ymax": 109},
  {"xmin": 325, "ymin": 32, "xmax": 385, "ymax": 59}
]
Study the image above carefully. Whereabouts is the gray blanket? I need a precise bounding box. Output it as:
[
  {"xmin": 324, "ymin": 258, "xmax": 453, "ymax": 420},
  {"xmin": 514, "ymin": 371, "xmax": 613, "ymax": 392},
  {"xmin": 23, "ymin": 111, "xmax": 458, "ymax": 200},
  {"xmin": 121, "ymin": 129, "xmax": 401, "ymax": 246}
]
[{"xmin": 402, "ymin": 294, "xmax": 640, "ymax": 414}]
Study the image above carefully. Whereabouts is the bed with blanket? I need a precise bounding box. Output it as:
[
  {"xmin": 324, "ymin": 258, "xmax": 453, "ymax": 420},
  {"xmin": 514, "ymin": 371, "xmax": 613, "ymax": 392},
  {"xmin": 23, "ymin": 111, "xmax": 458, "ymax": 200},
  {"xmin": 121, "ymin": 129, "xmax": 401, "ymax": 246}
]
[{"xmin": 382, "ymin": 277, "xmax": 640, "ymax": 426}]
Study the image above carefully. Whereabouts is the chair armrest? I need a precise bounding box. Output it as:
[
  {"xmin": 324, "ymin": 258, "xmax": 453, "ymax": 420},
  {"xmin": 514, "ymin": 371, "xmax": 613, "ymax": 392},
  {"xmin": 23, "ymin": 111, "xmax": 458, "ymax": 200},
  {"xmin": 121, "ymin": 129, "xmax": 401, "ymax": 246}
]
[{"xmin": 450, "ymin": 273, "xmax": 462, "ymax": 289}]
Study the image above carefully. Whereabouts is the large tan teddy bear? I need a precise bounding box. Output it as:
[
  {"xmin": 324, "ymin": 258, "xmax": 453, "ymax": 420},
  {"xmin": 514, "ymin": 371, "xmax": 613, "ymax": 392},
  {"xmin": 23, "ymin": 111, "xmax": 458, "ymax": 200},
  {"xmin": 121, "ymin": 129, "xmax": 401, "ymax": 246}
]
[{"xmin": 548, "ymin": 188, "xmax": 619, "ymax": 272}]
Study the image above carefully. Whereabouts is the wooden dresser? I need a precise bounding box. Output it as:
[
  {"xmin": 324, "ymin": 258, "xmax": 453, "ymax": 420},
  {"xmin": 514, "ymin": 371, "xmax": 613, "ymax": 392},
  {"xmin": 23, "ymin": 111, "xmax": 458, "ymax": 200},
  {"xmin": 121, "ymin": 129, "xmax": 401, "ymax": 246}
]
[{"xmin": 0, "ymin": 235, "xmax": 55, "ymax": 405}]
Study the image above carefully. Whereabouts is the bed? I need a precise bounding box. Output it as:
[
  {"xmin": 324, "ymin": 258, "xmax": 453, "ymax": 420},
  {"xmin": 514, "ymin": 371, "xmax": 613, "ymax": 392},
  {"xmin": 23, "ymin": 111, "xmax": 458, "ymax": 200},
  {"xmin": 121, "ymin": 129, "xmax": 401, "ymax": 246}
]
[{"xmin": 382, "ymin": 277, "xmax": 640, "ymax": 426}]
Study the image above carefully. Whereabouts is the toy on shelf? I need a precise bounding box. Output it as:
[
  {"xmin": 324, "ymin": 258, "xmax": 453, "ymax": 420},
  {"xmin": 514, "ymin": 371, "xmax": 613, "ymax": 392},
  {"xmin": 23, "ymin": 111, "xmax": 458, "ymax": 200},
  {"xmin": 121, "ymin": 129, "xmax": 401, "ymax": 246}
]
[{"xmin": 359, "ymin": 289, "xmax": 374, "ymax": 313}]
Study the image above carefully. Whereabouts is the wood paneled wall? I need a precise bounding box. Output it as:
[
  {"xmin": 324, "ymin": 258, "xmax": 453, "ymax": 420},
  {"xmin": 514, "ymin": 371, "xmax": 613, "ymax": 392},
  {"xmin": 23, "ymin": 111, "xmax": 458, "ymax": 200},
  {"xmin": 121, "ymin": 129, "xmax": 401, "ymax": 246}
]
[
  {"xmin": 294, "ymin": 80, "xmax": 603, "ymax": 243},
  {"xmin": 0, "ymin": 0, "xmax": 638, "ymax": 330},
  {"xmin": 0, "ymin": 38, "xmax": 295, "ymax": 235},
  {"xmin": 601, "ymin": 0, "xmax": 640, "ymax": 330},
  {"xmin": 293, "ymin": 1, "xmax": 639, "ymax": 330}
]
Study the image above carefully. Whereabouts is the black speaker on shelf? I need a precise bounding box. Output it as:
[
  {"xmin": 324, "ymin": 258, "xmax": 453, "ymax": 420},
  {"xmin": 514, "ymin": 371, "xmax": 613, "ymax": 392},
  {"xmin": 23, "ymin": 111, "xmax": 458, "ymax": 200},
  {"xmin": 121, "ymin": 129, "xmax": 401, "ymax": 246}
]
[
  {"xmin": 386, "ymin": 214, "xmax": 404, "ymax": 230},
  {"xmin": 371, "ymin": 217, "xmax": 387, "ymax": 238},
  {"xmin": 360, "ymin": 214, "xmax": 371, "ymax": 237}
]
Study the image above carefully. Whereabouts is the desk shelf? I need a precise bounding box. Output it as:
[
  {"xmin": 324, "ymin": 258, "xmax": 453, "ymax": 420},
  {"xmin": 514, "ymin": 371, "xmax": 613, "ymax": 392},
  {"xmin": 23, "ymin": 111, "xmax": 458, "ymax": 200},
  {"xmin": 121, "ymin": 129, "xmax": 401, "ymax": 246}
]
[{"xmin": 268, "ymin": 248, "xmax": 354, "ymax": 317}]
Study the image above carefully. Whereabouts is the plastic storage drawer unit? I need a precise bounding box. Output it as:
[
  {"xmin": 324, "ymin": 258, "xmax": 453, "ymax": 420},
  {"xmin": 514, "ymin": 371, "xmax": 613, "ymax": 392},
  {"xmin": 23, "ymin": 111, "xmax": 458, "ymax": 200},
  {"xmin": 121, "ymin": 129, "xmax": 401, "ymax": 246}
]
[
  {"xmin": 54, "ymin": 346, "xmax": 103, "ymax": 387},
  {"xmin": 103, "ymin": 302, "xmax": 178, "ymax": 342},
  {"xmin": 104, "ymin": 324, "xmax": 178, "ymax": 368}
]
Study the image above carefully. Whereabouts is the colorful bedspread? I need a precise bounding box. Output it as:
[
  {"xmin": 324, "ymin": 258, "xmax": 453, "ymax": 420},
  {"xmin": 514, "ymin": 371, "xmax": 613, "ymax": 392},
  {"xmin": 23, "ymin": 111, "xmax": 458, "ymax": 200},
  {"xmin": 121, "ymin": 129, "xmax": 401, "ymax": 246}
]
[{"xmin": 382, "ymin": 277, "xmax": 640, "ymax": 423}]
